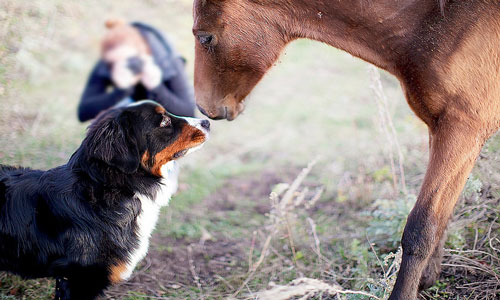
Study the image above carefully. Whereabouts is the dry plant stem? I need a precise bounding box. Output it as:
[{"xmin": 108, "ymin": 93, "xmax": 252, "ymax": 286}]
[
  {"xmin": 248, "ymin": 231, "xmax": 257, "ymax": 273},
  {"xmin": 285, "ymin": 212, "xmax": 298, "ymax": 264},
  {"xmin": 188, "ymin": 245, "xmax": 204, "ymax": 300},
  {"xmin": 446, "ymin": 249, "xmax": 500, "ymax": 262},
  {"xmin": 307, "ymin": 217, "xmax": 322, "ymax": 261},
  {"xmin": 368, "ymin": 66, "xmax": 407, "ymax": 195},
  {"xmin": 306, "ymin": 187, "xmax": 324, "ymax": 210},
  {"xmin": 294, "ymin": 187, "xmax": 308, "ymax": 207},
  {"xmin": 444, "ymin": 253, "xmax": 500, "ymax": 280},
  {"xmin": 366, "ymin": 235, "xmax": 385, "ymax": 275},
  {"xmin": 109, "ymin": 294, "xmax": 170, "ymax": 299},
  {"xmin": 473, "ymin": 226, "xmax": 479, "ymax": 250},
  {"xmin": 234, "ymin": 159, "xmax": 319, "ymax": 298},
  {"xmin": 441, "ymin": 263, "xmax": 497, "ymax": 276},
  {"xmin": 256, "ymin": 278, "xmax": 380, "ymax": 300},
  {"xmin": 269, "ymin": 244, "xmax": 295, "ymax": 267},
  {"xmin": 215, "ymin": 274, "xmax": 234, "ymax": 291},
  {"xmin": 244, "ymin": 283, "xmax": 255, "ymax": 299},
  {"xmin": 232, "ymin": 231, "xmax": 275, "ymax": 298},
  {"xmin": 487, "ymin": 217, "xmax": 500, "ymax": 253},
  {"xmin": 384, "ymin": 248, "xmax": 402, "ymax": 279},
  {"xmin": 370, "ymin": 66, "xmax": 397, "ymax": 192},
  {"xmin": 280, "ymin": 158, "xmax": 319, "ymax": 211}
]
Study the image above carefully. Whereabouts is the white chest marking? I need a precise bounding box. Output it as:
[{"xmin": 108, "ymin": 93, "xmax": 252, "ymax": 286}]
[{"xmin": 120, "ymin": 161, "xmax": 179, "ymax": 281}]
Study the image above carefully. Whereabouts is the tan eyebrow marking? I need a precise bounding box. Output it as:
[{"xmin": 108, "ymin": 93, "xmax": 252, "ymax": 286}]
[
  {"xmin": 155, "ymin": 105, "xmax": 166, "ymax": 114},
  {"xmin": 150, "ymin": 124, "xmax": 206, "ymax": 177}
]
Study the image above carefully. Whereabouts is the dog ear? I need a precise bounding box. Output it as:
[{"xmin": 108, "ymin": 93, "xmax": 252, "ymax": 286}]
[{"xmin": 87, "ymin": 113, "xmax": 140, "ymax": 174}]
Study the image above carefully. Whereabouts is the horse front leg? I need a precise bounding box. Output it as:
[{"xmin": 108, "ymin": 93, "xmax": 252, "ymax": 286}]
[
  {"xmin": 388, "ymin": 121, "xmax": 487, "ymax": 300},
  {"xmin": 418, "ymin": 226, "xmax": 447, "ymax": 290},
  {"xmin": 418, "ymin": 127, "xmax": 447, "ymax": 290}
]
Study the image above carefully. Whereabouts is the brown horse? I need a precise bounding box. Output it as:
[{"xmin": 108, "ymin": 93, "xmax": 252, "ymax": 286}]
[{"xmin": 192, "ymin": 0, "xmax": 500, "ymax": 299}]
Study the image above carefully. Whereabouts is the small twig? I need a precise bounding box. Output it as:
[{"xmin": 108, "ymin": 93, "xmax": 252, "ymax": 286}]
[
  {"xmin": 441, "ymin": 263, "xmax": 497, "ymax": 275},
  {"xmin": 445, "ymin": 248, "xmax": 500, "ymax": 262},
  {"xmin": 280, "ymin": 158, "xmax": 319, "ymax": 211},
  {"xmin": 187, "ymin": 245, "xmax": 204, "ymax": 300},
  {"xmin": 214, "ymin": 274, "xmax": 234, "ymax": 291},
  {"xmin": 369, "ymin": 66, "xmax": 407, "ymax": 195},
  {"xmin": 307, "ymin": 217, "xmax": 322, "ymax": 261},
  {"xmin": 248, "ymin": 231, "xmax": 257, "ymax": 272},
  {"xmin": 256, "ymin": 277, "xmax": 380, "ymax": 300},
  {"xmin": 285, "ymin": 212, "xmax": 298, "ymax": 264},
  {"xmin": 269, "ymin": 244, "xmax": 295, "ymax": 267},
  {"xmin": 106, "ymin": 293, "xmax": 170, "ymax": 299},
  {"xmin": 232, "ymin": 231, "xmax": 275, "ymax": 297},
  {"xmin": 487, "ymin": 217, "xmax": 500, "ymax": 253},
  {"xmin": 366, "ymin": 234, "xmax": 385, "ymax": 275},
  {"xmin": 294, "ymin": 187, "xmax": 309, "ymax": 207},
  {"xmin": 473, "ymin": 226, "xmax": 479, "ymax": 251},
  {"xmin": 305, "ymin": 187, "xmax": 324, "ymax": 210}
]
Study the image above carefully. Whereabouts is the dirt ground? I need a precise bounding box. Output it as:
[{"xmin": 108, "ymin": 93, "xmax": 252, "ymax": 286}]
[
  {"xmin": 107, "ymin": 169, "xmax": 500, "ymax": 300},
  {"xmin": 106, "ymin": 170, "xmax": 295, "ymax": 297}
]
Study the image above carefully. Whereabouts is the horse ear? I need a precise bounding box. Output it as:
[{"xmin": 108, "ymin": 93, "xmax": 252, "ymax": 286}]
[{"xmin": 87, "ymin": 114, "xmax": 140, "ymax": 174}]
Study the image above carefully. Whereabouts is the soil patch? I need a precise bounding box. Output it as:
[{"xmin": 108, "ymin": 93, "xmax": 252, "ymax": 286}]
[{"xmin": 107, "ymin": 168, "xmax": 303, "ymax": 298}]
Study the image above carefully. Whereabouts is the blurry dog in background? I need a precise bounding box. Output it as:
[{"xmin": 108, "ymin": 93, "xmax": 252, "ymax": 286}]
[{"xmin": 0, "ymin": 100, "xmax": 209, "ymax": 300}]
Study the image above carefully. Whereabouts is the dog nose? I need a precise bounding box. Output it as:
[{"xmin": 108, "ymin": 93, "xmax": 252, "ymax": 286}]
[{"xmin": 200, "ymin": 120, "xmax": 210, "ymax": 130}]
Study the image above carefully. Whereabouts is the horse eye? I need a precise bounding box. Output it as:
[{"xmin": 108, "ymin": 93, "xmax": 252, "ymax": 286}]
[
  {"xmin": 197, "ymin": 33, "xmax": 216, "ymax": 47},
  {"xmin": 160, "ymin": 117, "xmax": 171, "ymax": 127}
]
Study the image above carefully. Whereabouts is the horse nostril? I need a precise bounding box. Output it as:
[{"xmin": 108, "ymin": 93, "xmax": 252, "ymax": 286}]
[
  {"xmin": 197, "ymin": 105, "xmax": 208, "ymax": 116},
  {"xmin": 200, "ymin": 120, "xmax": 210, "ymax": 130}
]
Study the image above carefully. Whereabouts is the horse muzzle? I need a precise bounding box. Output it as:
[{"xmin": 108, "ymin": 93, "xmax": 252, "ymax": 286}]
[{"xmin": 196, "ymin": 98, "xmax": 245, "ymax": 121}]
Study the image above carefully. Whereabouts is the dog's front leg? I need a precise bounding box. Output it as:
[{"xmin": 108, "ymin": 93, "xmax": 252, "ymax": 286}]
[{"xmin": 54, "ymin": 277, "xmax": 70, "ymax": 300}]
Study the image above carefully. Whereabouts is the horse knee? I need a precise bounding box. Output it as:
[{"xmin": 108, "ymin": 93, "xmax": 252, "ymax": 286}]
[{"xmin": 401, "ymin": 211, "xmax": 438, "ymax": 259}]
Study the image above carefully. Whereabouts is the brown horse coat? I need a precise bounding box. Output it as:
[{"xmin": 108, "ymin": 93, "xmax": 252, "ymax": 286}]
[{"xmin": 192, "ymin": 1, "xmax": 500, "ymax": 299}]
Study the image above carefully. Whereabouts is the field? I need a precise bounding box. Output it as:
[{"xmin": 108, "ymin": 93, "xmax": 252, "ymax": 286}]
[{"xmin": 1, "ymin": 1, "xmax": 500, "ymax": 299}]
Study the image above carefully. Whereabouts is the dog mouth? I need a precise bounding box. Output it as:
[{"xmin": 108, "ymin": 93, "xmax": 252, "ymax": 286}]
[
  {"xmin": 177, "ymin": 119, "xmax": 210, "ymax": 158},
  {"xmin": 159, "ymin": 117, "xmax": 209, "ymax": 162},
  {"xmin": 173, "ymin": 139, "xmax": 207, "ymax": 159},
  {"xmin": 185, "ymin": 142, "xmax": 206, "ymax": 156}
]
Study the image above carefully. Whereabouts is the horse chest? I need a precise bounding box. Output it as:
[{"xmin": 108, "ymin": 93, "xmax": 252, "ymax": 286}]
[{"xmin": 119, "ymin": 162, "xmax": 178, "ymax": 281}]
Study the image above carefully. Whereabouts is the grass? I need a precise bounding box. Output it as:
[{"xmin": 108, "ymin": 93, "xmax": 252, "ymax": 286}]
[{"xmin": 1, "ymin": 0, "xmax": 500, "ymax": 299}]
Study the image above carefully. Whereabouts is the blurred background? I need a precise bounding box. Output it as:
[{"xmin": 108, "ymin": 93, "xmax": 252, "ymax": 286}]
[{"xmin": 1, "ymin": 0, "xmax": 500, "ymax": 299}]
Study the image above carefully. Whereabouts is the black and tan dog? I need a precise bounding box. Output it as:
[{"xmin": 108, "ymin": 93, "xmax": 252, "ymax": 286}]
[{"xmin": 0, "ymin": 100, "xmax": 209, "ymax": 300}]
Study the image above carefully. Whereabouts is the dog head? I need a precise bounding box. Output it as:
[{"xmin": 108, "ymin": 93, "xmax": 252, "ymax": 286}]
[{"xmin": 83, "ymin": 100, "xmax": 210, "ymax": 176}]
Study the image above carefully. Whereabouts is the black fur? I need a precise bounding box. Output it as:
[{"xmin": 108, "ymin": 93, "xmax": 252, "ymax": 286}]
[{"xmin": 0, "ymin": 101, "xmax": 204, "ymax": 300}]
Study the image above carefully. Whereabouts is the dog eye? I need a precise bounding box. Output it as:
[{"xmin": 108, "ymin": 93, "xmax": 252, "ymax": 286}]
[
  {"xmin": 160, "ymin": 117, "xmax": 171, "ymax": 127},
  {"xmin": 173, "ymin": 149, "xmax": 187, "ymax": 158}
]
